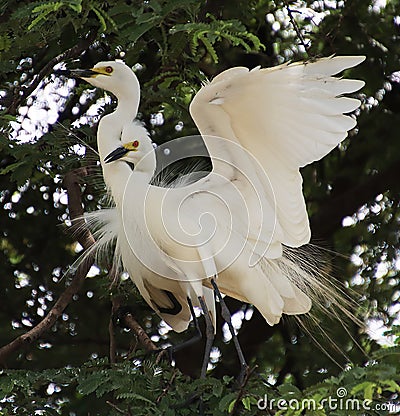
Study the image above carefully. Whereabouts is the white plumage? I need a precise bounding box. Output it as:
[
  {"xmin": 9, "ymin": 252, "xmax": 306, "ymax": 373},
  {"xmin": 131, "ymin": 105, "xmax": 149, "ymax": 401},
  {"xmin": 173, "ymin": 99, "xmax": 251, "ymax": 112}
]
[{"xmin": 65, "ymin": 56, "xmax": 365, "ymax": 333}]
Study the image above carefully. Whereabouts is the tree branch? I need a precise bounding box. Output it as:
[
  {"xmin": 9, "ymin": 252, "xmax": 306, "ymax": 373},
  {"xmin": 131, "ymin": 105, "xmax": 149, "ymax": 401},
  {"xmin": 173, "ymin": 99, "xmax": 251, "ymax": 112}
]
[
  {"xmin": 124, "ymin": 313, "xmax": 158, "ymax": 352},
  {"xmin": 0, "ymin": 168, "xmax": 94, "ymax": 365},
  {"xmin": 112, "ymin": 296, "xmax": 158, "ymax": 354},
  {"xmin": 63, "ymin": 167, "xmax": 96, "ymax": 249}
]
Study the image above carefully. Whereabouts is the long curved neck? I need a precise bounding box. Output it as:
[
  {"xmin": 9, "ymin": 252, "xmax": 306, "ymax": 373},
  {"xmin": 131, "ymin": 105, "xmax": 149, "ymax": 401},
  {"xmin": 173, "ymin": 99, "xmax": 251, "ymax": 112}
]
[
  {"xmin": 113, "ymin": 87, "xmax": 140, "ymax": 126},
  {"xmin": 97, "ymin": 86, "xmax": 139, "ymax": 161},
  {"xmin": 104, "ymin": 163, "xmax": 153, "ymax": 205},
  {"xmin": 96, "ymin": 86, "xmax": 156, "ymax": 206}
]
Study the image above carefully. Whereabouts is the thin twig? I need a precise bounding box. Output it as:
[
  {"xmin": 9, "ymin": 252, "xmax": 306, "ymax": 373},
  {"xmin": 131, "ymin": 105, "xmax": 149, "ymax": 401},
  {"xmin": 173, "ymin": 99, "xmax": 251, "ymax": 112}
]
[
  {"xmin": 156, "ymin": 369, "xmax": 178, "ymax": 404},
  {"xmin": 109, "ymin": 315, "xmax": 117, "ymax": 364},
  {"xmin": 0, "ymin": 169, "xmax": 95, "ymax": 365},
  {"xmin": 106, "ymin": 400, "xmax": 127, "ymax": 415},
  {"xmin": 283, "ymin": 1, "xmax": 310, "ymax": 54},
  {"xmin": 109, "ymin": 296, "xmax": 122, "ymax": 364},
  {"xmin": 230, "ymin": 366, "xmax": 257, "ymax": 416}
]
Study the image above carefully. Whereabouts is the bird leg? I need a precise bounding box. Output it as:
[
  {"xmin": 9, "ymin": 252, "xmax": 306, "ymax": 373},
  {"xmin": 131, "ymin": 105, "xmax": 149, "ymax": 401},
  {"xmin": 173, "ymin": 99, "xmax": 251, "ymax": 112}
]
[
  {"xmin": 197, "ymin": 295, "xmax": 215, "ymax": 416},
  {"xmin": 210, "ymin": 277, "xmax": 249, "ymax": 384},
  {"xmin": 197, "ymin": 295, "xmax": 215, "ymax": 379}
]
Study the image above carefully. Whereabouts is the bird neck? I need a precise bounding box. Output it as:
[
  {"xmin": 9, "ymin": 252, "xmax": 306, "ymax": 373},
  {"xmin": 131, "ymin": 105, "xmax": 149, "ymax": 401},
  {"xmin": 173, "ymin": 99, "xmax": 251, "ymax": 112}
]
[
  {"xmin": 97, "ymin": 80, "xmax": 156, "ymax": 205},
  {"xmin": 97, "ymin": 89, "xmax": 139, "ymax": 160},
  {"xmin": 103, "ymin": 163, "xmax": 153, "ymax": 205},
  {"xmin": 114, "ymin": 90, "xmax": 139, "ymax": 126}
]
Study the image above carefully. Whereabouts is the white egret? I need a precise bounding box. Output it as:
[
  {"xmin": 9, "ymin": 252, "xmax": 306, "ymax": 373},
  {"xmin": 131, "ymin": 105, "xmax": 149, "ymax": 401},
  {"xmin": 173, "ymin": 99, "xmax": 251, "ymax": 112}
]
[{"xmin": 57, "ymin": 56, "xmax": 365, "ymax": 378}]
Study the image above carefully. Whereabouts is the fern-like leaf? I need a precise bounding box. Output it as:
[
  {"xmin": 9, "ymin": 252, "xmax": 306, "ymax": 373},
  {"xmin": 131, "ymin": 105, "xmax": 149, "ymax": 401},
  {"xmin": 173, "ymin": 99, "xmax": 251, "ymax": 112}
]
[
  {"xmin": 28, "ymin": 2, "xmax": 63, "ymax": 30},
  {"xmin": 116, "ymin": 392, "xmax": 156, "ymax": 405},
  {"xmin": 170, "ymin": 16, "xmax": 265, "ymax": 63},
  {"xmin": 0, "ymin": 34, "xmax": 12, "ymax": 52},
  {"xmin": 77, "ymin": 372, "xmax": 110, "ymax": 396},
  {"xmin": 89, "ymin": 2, "xmax": 117, "ymax": 32},
  {"xmin": 198, "ymin": 33, "xmax": 218, "ymax": 62}
]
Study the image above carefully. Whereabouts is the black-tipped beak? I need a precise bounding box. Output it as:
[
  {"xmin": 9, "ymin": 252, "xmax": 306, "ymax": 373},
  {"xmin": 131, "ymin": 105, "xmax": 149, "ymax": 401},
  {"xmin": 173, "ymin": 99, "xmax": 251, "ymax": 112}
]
[
  {"xmin": 104, "ymin": 147, "xmax": 130, "ymax": 163},
  {"xmin": 54, "ymin": 68, "xmax": 99, "ymax": 78}
]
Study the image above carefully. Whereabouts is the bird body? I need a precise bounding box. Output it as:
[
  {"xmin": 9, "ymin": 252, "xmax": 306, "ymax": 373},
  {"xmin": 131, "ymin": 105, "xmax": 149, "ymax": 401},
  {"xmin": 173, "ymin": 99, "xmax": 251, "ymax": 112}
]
[
  {"xmin": 101, "ymin": 121, "xmax": 312, "ymax": 328},
  {"xmin": 65, "ymin": 56, "xmax": 365, "ymax": 332}
]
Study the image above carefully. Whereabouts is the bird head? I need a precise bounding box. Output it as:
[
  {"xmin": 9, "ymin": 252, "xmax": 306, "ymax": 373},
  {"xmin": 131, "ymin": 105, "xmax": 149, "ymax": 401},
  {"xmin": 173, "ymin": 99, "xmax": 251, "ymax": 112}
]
[
  {"xmin": 103, "ymin": 129, "xmax": 156, "ymax": 173},
  {"xmin": 55, "ymin": 60, "xmax": 140, "ymax": 100},
  {"xmin": 104, "ymin": 139, "xmax": 140, "ymax": 164}
]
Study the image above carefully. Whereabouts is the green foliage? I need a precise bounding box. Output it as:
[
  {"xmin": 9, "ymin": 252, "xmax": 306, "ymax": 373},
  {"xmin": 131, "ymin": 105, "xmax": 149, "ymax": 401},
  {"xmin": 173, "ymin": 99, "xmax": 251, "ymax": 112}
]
[
  {"xmin": 1, "ymin": 341, "xmax": 399, "ymax": 415},
  {"xmin": 13, "ymin": 0, "xmax": 117, "ymax": 33},
  {"xmin": 171, "ymin": 14, "xmax": 265, "ymax": 63},
  {"xmin": 0, "ymin": 34, "xmax": 11, "ymax": 52}
]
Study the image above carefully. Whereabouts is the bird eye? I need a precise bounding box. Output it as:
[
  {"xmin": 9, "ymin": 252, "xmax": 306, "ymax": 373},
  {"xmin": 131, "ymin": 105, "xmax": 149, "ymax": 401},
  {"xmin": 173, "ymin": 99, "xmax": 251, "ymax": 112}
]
[
  {"xmin": 105, "ymin": 66, "xmax": 113, "ymax": 74},
  {"xmin": 133, "ymin": 140, "xmax": 139, "ymax": 148}
]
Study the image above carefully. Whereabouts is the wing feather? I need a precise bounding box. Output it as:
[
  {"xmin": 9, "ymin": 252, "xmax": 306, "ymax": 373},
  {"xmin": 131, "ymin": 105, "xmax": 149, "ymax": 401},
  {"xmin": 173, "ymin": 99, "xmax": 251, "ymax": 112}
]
[{"xmin": 190, "ymin": 56, "xmax": 365, "ymax": 247}]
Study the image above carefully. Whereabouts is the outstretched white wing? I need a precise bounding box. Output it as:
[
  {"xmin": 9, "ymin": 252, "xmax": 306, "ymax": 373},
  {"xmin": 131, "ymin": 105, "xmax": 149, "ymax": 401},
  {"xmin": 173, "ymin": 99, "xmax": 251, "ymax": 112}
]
[{"xmin": 190, "ymin": 56, "xmax": 365, "ymax": 248}]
